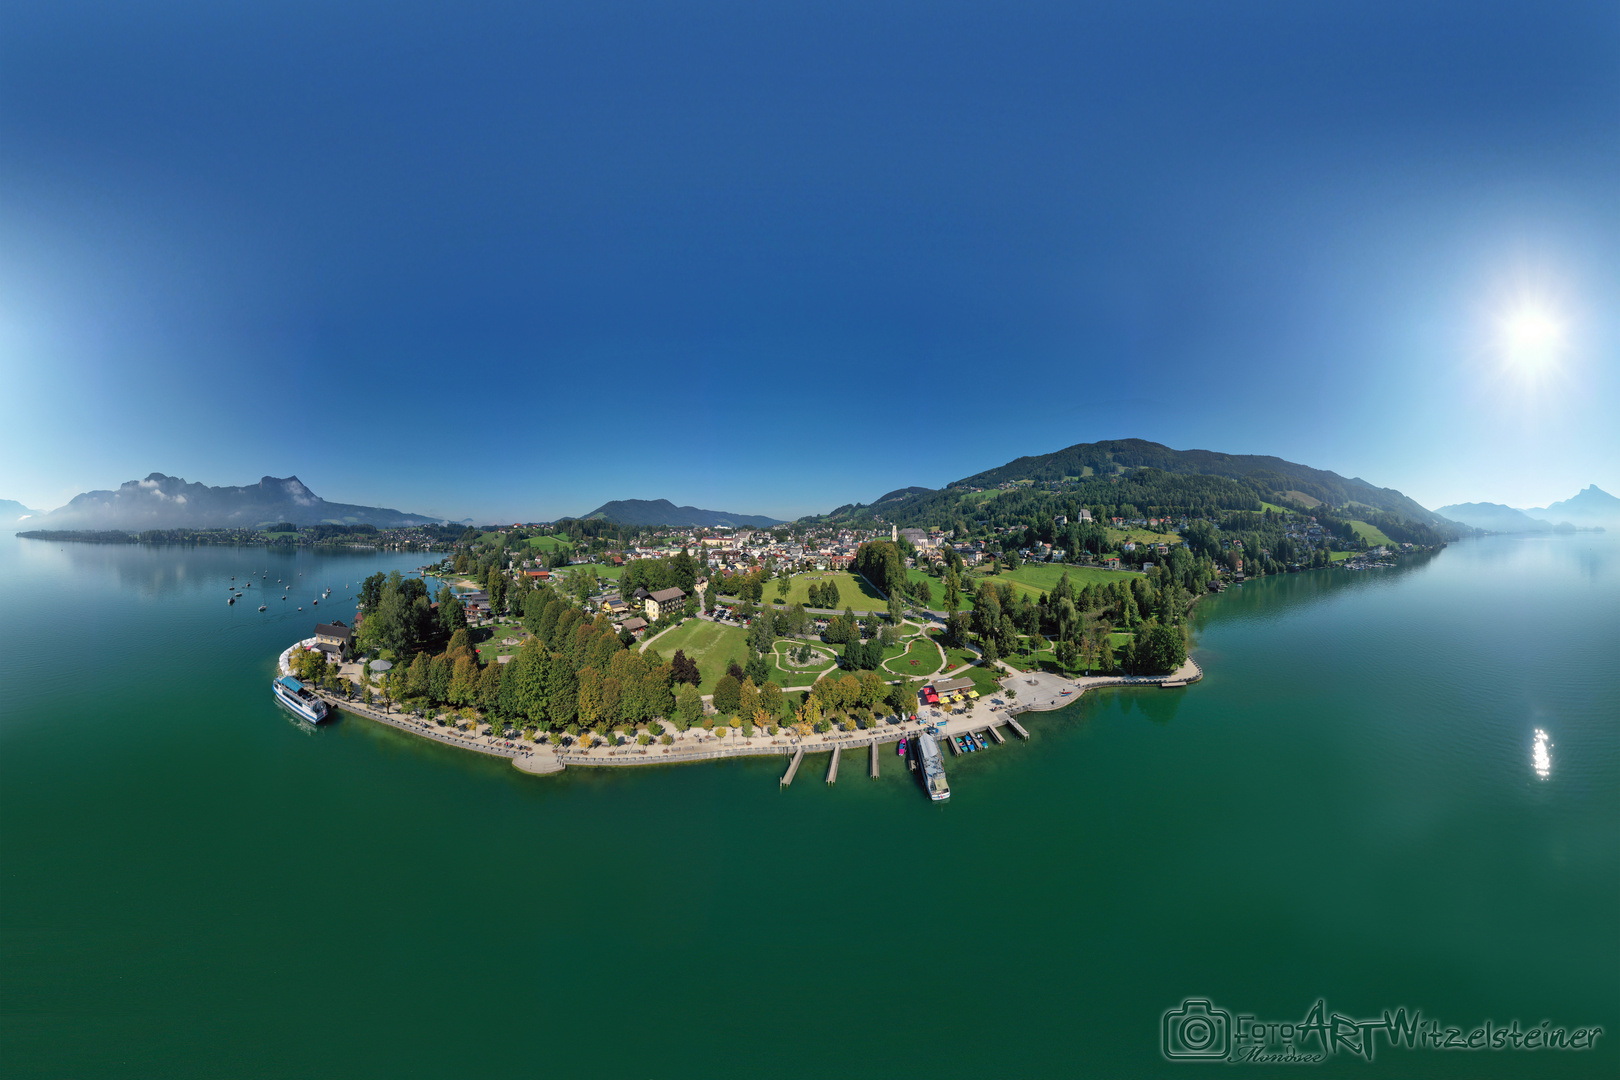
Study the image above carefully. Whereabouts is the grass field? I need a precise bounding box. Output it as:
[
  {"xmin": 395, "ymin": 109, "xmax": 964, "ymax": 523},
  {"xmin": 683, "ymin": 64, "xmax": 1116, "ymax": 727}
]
[
  {"xmin": 1259, "ymin": 501, "xmax": 1290, "ymax": 514},
  {"xmin": 769, "ymin": 640, "xmax": 837, "ymax": 687},
  {"xmin": 772, "ymin": 571, "xmax": 887, "ymax": 611},
  {"xmin": 525, "ymin": 534, "xmax": 574, "ymax": 552},
  {"xmin": 966, "ymin": 561, "xmax": 1134, "ymax": 602},
  {"xmin": 882, "ymin": 635, "xmax": 943, "ymax": 677},
  {"xmin": 644, "ymin": 619, "xmax": 750, "ymax": 694},
  {"xmin": 1105, "ymin": 526, "xmax": 1182, "ymax": 546},
  {"xmin": 1348, "ymin": 520, "xmax": 1395, "ymax": 547}
]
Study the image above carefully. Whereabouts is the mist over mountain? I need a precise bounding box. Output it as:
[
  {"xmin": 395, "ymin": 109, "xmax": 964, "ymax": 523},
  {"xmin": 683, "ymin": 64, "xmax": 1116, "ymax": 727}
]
[
  {"xmin": 1434, "ymin": 502, "xmax": 1554, "ymax": 533},
  {"xmin": 584, "ymin": 499, "xmax": 783, "ymax": 528},
  {"xmin": 1522, "ymin": 485, "xmax": 1620, "ymax": 527},
  {"xmin": 23, "ymin": 474, "xmax": 439, "ymax": 531},
  {"xmin": 0, "ymin": 499, "xmax": 42, "ymax": 523}
]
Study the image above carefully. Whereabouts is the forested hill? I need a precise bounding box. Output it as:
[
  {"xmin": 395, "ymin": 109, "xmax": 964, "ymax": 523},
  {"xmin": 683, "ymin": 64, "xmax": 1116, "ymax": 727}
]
[
  {"xmin": 953, "ymin": 439, "xmax": 1441, "ymax": 523},
  {"xmin": 584, "ymin": 499, "xmax": 784, "ymax": 528},
  {"xmin": 805, "ymin": 439, "xmax": 1465, "ymax": 546}
]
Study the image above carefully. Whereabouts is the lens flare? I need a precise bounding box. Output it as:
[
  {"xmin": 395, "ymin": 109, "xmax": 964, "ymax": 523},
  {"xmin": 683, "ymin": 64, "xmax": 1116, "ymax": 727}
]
[{"xmin": 1532, "ymin": 728, "xmax": 1552, "ymax": 779}]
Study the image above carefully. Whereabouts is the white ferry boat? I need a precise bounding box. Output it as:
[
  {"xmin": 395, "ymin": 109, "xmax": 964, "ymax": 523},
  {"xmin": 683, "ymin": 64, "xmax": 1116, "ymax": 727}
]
[
  {"xmin": 917, "ymin": 732, "xmax": 950, "ymax": 801},
  {"xmin": 273, "ymin": 675, "xmax": 328, "ymax": 724}
]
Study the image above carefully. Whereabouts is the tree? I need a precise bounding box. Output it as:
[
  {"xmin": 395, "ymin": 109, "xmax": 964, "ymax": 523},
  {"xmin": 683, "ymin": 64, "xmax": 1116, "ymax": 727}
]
[
  {"xmin": 943, "ymin": 568, "xmax": 961, "ymax": 615},
  {"xmin": 671, "ymin": 649, "xmax": 701, "ymax": 686},
  {"xmin": 713, "ymin": 673, "xmax": 742, "ymax": 715},
  {"xmin": 776, "ymin": 576, "xmax": 791, "ymax": 601},
  {"xmin": 758, "ymin": 680, "xmax": 783, "ymax": 720},
  {"xmin": 675, "ymin": 684, "xmax": 703, "ymax": 729}
]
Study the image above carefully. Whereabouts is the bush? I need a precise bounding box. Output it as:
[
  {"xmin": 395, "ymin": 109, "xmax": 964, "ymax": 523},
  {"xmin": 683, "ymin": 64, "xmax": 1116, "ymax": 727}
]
[
  {"xmin": 814, "ymin": 719, "xmax": 830, "ymax": 734},
  {"xmin": 768, "ymin": 724, "xmax": 778, "ymax": 736}
]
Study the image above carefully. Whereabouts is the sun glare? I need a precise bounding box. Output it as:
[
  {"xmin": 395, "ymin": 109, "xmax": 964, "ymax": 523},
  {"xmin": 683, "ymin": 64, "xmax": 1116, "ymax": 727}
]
[{"xmin": 1498, "ymin": 303, "xmax": 1564, "ymax": 372}]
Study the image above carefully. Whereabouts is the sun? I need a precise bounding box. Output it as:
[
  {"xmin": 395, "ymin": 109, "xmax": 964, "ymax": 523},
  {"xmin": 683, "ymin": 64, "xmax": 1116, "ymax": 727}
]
[{"xmin": 1498, "ymin": 304, "xmax": 1564, "ymax": 372}]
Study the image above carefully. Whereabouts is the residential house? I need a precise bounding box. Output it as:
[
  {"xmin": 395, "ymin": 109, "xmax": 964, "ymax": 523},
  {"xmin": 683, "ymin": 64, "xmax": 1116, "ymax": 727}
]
[
  {"xmin": 313, "ymin": 620, "xmax": 352, "ymax": 661},
  {"xmin": 645, "ymin": 586, "xmax": 686, "ymax": 621}
]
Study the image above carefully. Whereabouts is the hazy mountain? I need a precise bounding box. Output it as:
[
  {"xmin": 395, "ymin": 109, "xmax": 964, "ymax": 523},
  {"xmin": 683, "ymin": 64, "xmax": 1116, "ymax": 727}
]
[
  {"xmin": 0, "ymin": 499, "xmax": 42, "ymax": 523},
  {"xmin": 1522, "ymin": 485, "xmax": 1620, "ymax": 527},
  {"xmin": 1434, "ymin": 502, "xmax": 1553, "ymax": 533},
  {"xmin": 584, "ymin": 499, "xmax": 783, "ymax": 528},
  {"xmin": 23, "ymin": 474, "xmax": 439, "ymax": 531},
  {"xmin": 953, "ymin": 438, "xmax": 1446, "ymax": 524}
]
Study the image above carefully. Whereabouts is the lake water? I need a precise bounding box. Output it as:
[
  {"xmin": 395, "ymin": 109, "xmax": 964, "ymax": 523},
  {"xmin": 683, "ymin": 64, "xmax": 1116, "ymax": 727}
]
[{"xmin": 1, "ymin": 533, "xmax": 1614, "ymax": 1078}]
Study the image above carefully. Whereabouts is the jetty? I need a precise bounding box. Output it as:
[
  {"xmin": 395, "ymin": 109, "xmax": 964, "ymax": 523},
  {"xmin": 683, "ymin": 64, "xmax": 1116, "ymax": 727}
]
[
  {"xmin": 1006, "ymin": 716, "xmax": 1030, "ymax": 740},
  {"xmin": 781, "ymin": 747, "xmax": 805, "ymax": 787},
  {"xmin": 869, "ymin": 740, "xmax": 879, "ymax": 778},
  {"xmin": 826, "ymin": 744, "xmax": 840, "ymax": 784},
  {"xmin": 985, "ymin": 724, "xmax": 1005, "ymax": 745}
]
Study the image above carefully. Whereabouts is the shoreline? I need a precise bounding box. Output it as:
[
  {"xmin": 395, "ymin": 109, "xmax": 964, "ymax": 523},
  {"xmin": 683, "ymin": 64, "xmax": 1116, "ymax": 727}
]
[{"xmin": 277, "ymin": 637, "xmax": 1201, "ymax": 780}]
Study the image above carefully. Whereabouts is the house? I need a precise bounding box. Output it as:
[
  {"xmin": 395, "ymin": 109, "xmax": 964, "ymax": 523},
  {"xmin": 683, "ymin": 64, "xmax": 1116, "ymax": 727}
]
[
  {"xmin": 622, "ymin": 616, "xmax": 649, "ymax": 636},
  {"xmin": 1104, "ymin": 556, "xmax": 1121, "ymax": 569},
  {"xmin": 602, "ymin": 597, "xmax": 629, "ymax": 616},
  {"xmin": 645, "ymin": 586, "xmax": 686, "ymax": 621},
  {"xmin": 313, "ymin": 620, "xmax": 352, "ymax": 661}
]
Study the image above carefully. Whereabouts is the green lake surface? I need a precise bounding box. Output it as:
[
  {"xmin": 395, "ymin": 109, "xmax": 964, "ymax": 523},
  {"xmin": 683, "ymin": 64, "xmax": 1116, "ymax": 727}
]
[{"xmin": 1, "ymin": 533, "xmax": 1615, "ymax": 1078}]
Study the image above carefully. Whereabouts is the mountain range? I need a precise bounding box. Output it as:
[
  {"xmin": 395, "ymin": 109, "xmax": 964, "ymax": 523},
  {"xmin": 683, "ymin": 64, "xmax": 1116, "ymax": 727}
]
[
  {"xmin": 0, "ymin": 499, "xmax": 41, "ymax": 524},
  {"xmin": 583, "ymin": 499, "xmax": 784, "ymax": 529},
  {"xmin": 16, "ymin": 474, "xmax": 438, "ymax": 531},
  {"xmin": 1439, "ymin": 485, "xmax": 1620, "ymax": 533}
]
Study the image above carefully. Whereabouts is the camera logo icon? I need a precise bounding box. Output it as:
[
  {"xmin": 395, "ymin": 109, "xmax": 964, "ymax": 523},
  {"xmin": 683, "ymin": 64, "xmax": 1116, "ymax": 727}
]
[{"xmin": 1163, "ymin": 999, "xmax": 1232, "ymax": 1059}]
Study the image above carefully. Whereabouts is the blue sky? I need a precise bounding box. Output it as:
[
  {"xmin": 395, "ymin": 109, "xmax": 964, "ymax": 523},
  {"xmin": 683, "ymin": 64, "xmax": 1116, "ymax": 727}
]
[{"xmin": 3, "ymin": 1, "xmax": 1616, "ymax": 522}]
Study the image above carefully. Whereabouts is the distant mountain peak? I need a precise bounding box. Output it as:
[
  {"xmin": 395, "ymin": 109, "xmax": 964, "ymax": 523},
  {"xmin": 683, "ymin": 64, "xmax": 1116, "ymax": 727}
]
[
  {"xmin": 21, "ymin": 473, "xmax": 438, "ymax": 531},
  {"xmin": 583, "ymin": 498, "xmax": 783, "ymax": 528}
]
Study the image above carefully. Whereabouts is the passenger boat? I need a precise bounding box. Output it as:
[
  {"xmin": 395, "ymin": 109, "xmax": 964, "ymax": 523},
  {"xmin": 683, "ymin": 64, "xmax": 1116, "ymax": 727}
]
[
  {"xmin": 916, "ymin": 733, "xmax": 950, "ymax": 801},
  {"xmin": 273, "ymin": 675, "xmax": 327, "ymax": 723}
]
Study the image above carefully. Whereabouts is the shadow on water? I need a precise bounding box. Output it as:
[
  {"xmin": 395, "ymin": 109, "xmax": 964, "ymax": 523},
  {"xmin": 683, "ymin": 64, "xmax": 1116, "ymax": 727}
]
[{"xmin": 1110, "ymin": 683, "xmax": 1185, "ymax": 725}]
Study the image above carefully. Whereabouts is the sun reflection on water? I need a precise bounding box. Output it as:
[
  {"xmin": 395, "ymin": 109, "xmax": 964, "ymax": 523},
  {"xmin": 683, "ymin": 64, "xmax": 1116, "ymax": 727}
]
[{"xmin": 1532, "ymin": 728, "xmax": 1552, "ymax": 779}]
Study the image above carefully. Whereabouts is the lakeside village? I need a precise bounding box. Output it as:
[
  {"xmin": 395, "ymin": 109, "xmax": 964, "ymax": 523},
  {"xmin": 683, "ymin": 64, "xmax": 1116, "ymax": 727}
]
[{"xmin": 276, "ymin": 501, "xmax": 1424, "ymax": 781}]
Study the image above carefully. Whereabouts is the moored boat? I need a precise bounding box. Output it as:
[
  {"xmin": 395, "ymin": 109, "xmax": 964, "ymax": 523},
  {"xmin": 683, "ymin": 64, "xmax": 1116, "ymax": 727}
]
[
  {"xmin": 273, "ymin": 675, "xmax": 327, "ymax": 723},
  {"xmin": 916, "ymin": 733, "xmax": 950, "ymax": 801}
]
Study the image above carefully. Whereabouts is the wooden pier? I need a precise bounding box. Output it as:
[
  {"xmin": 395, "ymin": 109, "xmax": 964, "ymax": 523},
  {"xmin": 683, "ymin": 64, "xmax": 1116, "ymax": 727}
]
[
  {"xmin": 869, "ymin": 740, "xmax": 879, "ymax": 778},
  {"xmin": 826, "ymin": 745, "xmax": 841, "ymax": 784},
  {"xmin": 946, "ymin": 733, "xmax": 960, "ymax": 755},
  {"xmin": 780, "ymin": 747, "xmax": 804, "ymax": 787},
  {"xmin": 1006, "ymin": 716, "xmax": 1030, "ymax": 740},
  {"xmin": 985, "ymin": 724, "xmax": 1006, "ymax": 745}
]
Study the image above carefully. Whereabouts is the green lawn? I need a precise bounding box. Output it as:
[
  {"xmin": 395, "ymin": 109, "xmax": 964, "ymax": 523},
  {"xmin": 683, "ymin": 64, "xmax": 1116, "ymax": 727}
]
[
  {"xmin": 881, "ymin": 635, "xmax": 943, "ymax": 677},
  {"xmin": 770, "ymin": 571, "xmax": 887, "ymax": 611},
  {"xmin": 770, "ymin": 640, "xmax": 838, "ymax": 687},
  {"xmin": 1259, "ymin": 501, "xmax": 1290, "ymax": 514},
  {"xmin": 1347, "ymin": 520, "xmax": 1395, "ymax": 547},
  {"xmin": 966, "ymin": 561, "xmax": 1134, "ymax": 602},
  {"xmin": 525, "ymin": 534, "xmax": 574, "ymax": 552},
  {"xmin": 644, "ymin": 619, "xmax": 751, "ymax": 695}
]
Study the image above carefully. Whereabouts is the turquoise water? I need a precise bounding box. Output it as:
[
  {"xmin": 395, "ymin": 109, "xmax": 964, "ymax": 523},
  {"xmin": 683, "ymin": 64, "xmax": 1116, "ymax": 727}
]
[{"xmin": 1, "ymin": 534, "xmax": 1615, "ymax": 1078}]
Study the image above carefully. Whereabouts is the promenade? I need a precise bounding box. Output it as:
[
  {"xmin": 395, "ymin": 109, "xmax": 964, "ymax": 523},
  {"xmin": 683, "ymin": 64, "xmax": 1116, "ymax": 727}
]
[{"xmin": 276, "ymin": 638, "xmax": 1200, "ymax": 780}]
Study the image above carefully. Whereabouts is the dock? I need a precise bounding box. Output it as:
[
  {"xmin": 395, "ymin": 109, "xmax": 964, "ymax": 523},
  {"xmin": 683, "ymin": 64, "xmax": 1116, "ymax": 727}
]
[
  {"xmin": 985, "ymin": 724, "xmax": 1005, "ymax": 745},
  {"xmin": 1006, "ymin": 716, "xmax": 1030, "ymax": 740},
  {"xmin": 946, "ymin": 733, "xmax": 960, "ymax": 755},
  {"xmin": 826, "ymin": 745, "xmax": 841, "ymax": 784},
  {"xmin": 869, "ymin": 740, "xmax": 879, "ymax": 778},
  {"xmin": 780, "ymin": 747, "xmax": 804, "ymax": 787}
]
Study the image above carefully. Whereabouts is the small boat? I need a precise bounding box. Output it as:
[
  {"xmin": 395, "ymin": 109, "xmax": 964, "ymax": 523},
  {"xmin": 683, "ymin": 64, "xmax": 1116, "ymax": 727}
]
[
  {"xmin": 312, "ymin": 599, "xmax": 318, "ymax": 606},
  {"xmin": 228, "ymin": 597, "xmax": 234, "ymax": 605},
  {"xmin": 258, "ymin": 605, "xmax": 267, "ymax": 612},
  {"xmin": 897, "ymin": 738, "xmax": 908, "ymax": 757},
  {"xmin": 298, "ymin": 606, "xmax": 302, "ymax": 611},
  {"xmin": 1058, "ymin": 688, "xmax": 1071, "ymax": 696}
]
